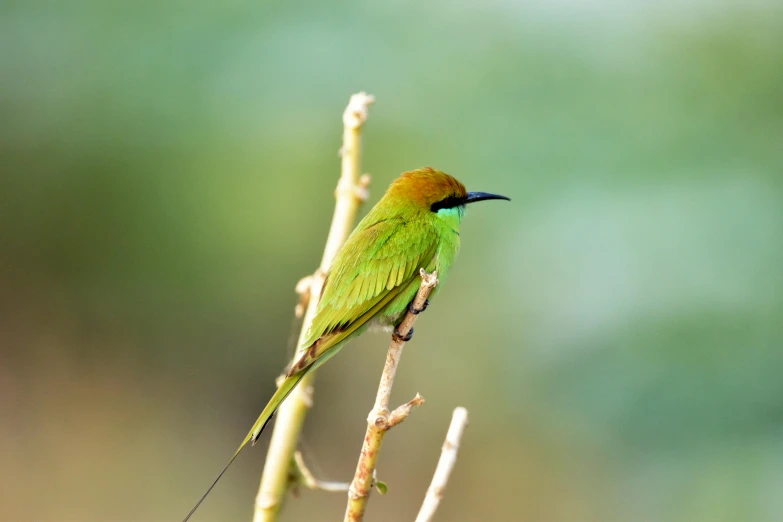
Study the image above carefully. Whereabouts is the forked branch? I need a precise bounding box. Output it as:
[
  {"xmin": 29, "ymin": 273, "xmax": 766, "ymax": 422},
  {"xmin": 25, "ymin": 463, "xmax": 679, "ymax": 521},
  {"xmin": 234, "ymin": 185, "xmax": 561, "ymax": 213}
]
[{"xmin": 343, "ymin": 270, "xmax": 439, "ymax": 522}]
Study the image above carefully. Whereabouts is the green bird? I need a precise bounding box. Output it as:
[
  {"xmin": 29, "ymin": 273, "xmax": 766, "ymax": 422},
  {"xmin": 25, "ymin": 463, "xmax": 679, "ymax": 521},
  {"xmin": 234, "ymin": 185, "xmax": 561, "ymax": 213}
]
[{"xmin": 183, "ymin": 167, "xmax": 509, "ymax": 521}]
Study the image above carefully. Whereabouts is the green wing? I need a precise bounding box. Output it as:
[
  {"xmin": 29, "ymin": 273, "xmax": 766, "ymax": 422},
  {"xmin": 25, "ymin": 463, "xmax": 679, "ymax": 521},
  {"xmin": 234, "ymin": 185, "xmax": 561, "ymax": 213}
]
[
  {"xmin": 291, "ymin": 217, "xmax": 438, "ymax": 373},
  {"xmin": 182, "ymin": 217, "xmax": 439, "ymax": 522}
]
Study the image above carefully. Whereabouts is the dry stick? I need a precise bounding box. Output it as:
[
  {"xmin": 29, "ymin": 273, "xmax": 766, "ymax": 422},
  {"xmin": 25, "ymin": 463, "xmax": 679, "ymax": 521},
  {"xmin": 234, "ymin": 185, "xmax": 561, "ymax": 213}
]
[
  {"xmin": 253, "ymin": 92, "xmax": 375, "ymax": 522},
  {"xmin": 414, "ymin": 407, "xmax": 470, "ymax": 522},
  {"xmin": 344, "ymin": 270, "xmax": 439, "ymax": 522},
  {"xmin": 291, "ymin": 451, "xmax": 350, "ymax": 493}
]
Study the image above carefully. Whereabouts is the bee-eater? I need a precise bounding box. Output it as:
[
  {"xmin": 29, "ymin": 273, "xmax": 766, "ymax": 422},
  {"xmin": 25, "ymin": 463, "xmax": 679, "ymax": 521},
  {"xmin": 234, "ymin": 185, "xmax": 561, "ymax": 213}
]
[{"xmin": 183, "ymin": 167, "xmax": 509, "ymax": 520}]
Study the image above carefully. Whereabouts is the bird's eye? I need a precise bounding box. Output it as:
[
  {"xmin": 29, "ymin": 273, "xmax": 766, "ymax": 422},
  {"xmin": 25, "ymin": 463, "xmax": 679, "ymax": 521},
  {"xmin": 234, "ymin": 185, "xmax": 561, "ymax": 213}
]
[{"xmin": 430, "ymin": 195, "xmax": 465, "ymax": 212}]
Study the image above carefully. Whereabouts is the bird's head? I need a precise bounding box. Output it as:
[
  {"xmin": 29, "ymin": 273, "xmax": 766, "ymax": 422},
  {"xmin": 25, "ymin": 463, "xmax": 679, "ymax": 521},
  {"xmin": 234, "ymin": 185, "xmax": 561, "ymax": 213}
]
[{"xmin": 386, "ymin": 167, "xmax": 510, "ymax": 218}]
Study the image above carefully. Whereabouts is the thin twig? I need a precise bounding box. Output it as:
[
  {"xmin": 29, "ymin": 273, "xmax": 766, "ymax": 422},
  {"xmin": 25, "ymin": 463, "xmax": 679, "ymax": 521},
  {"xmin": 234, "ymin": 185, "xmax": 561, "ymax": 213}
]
[
  {"xmin": 414, "ymin": 407, "xmax": 470, "ymax": 522},
  {"xmin": 343, "ymin": 270, "xmax": 439, "ymax": 522},
  {"xmin": 253, "ymin": 92, "xmax": 375, "ymax": 522},
  {"xmin": 291, "ymin": 451, "xmax": 350, "ymax": 493}
]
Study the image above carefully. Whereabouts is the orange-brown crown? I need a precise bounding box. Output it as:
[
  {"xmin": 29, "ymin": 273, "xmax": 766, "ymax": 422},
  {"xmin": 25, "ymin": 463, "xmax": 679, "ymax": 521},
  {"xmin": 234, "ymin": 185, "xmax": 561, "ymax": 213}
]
[{"xmin": 386, "ymin": 167, "xmax": 467, "ymax": 209}]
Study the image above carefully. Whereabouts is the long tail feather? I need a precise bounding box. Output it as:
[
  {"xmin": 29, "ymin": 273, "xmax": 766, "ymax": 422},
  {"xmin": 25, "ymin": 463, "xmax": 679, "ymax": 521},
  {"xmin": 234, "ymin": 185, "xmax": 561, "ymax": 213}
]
[{"xmin": 182, "ymin": 371, "xmax": 307, "ymax": 522}]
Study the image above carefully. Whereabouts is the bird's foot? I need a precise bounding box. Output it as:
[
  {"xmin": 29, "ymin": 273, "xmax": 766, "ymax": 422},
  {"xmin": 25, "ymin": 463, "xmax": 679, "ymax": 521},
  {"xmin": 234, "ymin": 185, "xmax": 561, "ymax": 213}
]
[
  {"xmin": 408, "ymin": 299, "xmax": 429, "ymax": 315},
  {"xmin": 393, "ymin": 327, "xmax": 414, "ymax": 343}
]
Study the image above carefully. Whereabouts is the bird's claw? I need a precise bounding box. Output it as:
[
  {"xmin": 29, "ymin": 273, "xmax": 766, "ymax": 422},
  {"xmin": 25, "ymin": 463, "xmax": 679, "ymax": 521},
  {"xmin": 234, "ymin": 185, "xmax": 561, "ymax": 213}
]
[
  {"xmin": 393, "ymin": 327, "xmax": 414, "ymax": 342},
  {"xmin": 408, "ymin": 299, "xmax": 429, "ymax": 315}
]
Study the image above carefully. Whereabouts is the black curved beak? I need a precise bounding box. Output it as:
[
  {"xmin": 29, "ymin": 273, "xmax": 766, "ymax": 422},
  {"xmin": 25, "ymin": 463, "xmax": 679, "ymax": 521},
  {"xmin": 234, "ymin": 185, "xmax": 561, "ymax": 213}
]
[{"xmin": 464, "ymin": 192, "xmax": 511, "ymax": 204}]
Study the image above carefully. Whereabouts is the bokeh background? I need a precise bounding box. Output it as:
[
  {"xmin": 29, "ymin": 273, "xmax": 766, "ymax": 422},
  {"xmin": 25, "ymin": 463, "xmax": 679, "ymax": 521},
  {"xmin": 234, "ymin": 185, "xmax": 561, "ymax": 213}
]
[{"xmin": 2, "ymin": 1, "xmax": 783, "ymax": 521}]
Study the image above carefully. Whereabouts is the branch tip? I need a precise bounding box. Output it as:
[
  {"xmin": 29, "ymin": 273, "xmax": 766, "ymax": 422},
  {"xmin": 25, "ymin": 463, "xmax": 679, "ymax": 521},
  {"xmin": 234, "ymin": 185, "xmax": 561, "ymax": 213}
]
[
  {"xmin": 293, "ymin": 451, "xmax": 350, "ymax": 493},
  {"xmin": 342, "ymin": 92, "xmax": 376, "ymax": 129},
  {"xmin": 418, "ymin": 268, "xmax": 439, "ymax": 289},
  {"xmin": 388, "ymin": 394, "xmax": 426, "ymax": 428},
  {"xmin": 414, "ymin": 407, "xmax": 470, "ymax": 522}
]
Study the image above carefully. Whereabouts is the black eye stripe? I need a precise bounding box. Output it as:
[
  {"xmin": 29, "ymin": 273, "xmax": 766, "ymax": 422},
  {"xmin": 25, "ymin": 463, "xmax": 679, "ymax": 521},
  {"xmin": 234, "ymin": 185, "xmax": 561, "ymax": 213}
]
[{"xmin": 430, "ymin": 195, "xmax": 466, "ymax": 212}]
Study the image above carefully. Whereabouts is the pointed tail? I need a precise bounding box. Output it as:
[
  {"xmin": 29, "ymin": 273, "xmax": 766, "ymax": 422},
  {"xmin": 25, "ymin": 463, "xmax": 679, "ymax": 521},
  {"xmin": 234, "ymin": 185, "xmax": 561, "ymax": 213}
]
[{"xmin": 182, "ymin": 370, "xmax": 307, "ymax": 522}]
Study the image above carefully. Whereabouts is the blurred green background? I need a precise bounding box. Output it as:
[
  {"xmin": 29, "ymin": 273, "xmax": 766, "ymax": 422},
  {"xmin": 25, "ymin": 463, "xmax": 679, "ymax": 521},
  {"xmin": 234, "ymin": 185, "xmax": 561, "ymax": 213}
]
[{"xmin": 2, "ymin": 1, "xmax": 782, "ymax": 521}]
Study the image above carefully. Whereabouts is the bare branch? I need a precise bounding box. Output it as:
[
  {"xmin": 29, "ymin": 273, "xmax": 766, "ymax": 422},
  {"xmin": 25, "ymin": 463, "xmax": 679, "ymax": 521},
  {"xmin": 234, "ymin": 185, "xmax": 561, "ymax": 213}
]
[
  {"xmin": 388, "ymin": 393, "xmax": 425, "ymax": 428},
  {"xmin": 414, "ymin": 407, "xmax": 469, "ymax": 522},
  {"xmin": 292, "ymin": 451, "xmax": 350, "ymax": 493},
  {"xmin": 253, "ymin": 92, "xmax": 374, "ymax": 522},
  {"xmin": 343, "ymin": 270, "xmax": 439, "ymax": 522}
]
